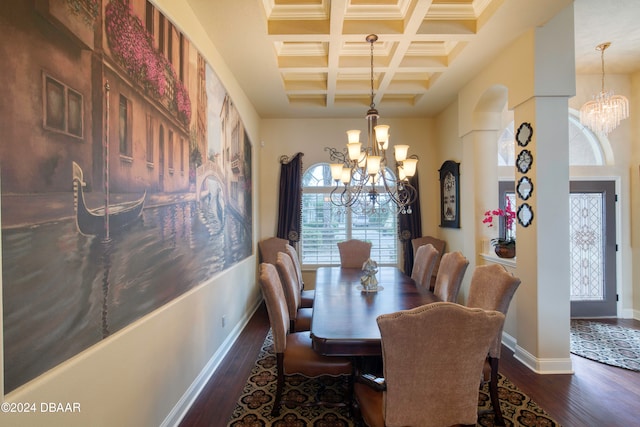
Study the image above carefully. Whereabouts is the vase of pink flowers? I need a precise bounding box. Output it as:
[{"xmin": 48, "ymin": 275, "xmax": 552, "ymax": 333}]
[{"xmin": 483, "ymin": 199, "xmax": 516, "ymax": 258}]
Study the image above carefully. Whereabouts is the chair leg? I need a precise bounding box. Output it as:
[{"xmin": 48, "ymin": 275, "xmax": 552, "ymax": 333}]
[
  {"xmin": 488, "ymin": 356, "xmax": 505, "ymax": 426},
  {"xmin": 272, "ymin": 353, "xmax": 285, "ymax": 417},
  {"xmin": 347, "ymin": 363, "xmax": 355, "ymax": 417}
]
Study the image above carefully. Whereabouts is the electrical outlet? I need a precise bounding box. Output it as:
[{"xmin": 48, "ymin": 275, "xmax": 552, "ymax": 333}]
[{"xmin": 221, "ymin": 315, "xmax": 226, "ymax": 328}]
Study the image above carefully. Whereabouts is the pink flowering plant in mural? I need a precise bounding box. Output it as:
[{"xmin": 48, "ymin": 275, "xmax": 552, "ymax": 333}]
[
  {"xmin": 105, "ymin": 0, "xmax": 191, "ymax": 125},
  {"xmin": 66, "ymin": 0, "xmax": 99, "ymax": 25},
  {"xmin": 482, "ymin": 198, "xmax": 516, "ymax": 246}
]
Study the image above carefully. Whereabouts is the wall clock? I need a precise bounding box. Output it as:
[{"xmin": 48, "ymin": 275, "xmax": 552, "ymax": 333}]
[
  {"xmin": 516, "ymin": 149, "xmax": 533, "ymax": 174},
  {"xmin": 516, "ymin": 122, "xmax": 533, "ymax": 147},
  {"xmin": 439, "ymin": 160, "xmax": 460, "ymax": 228}
]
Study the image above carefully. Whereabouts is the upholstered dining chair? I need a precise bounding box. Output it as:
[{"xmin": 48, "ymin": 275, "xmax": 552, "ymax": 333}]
[
  {"xmin": 276, "ymin": 252, "xmax": 313, "ymax": 332},
  {"xmin": 411, "ymin": 243, "xmax": 439, "ymax": 289},
  {"xmin": 258, "ymin": 236, "xmax": 288, "ymax": 265},
  {"xmin": 412, "ymin": 235, "xmax": 446, "ymax": 290},
  {"xmin": 337, "ymin": 239, "xmax": 372, "ymax": 268},
  {"xmin": 284, "ymin": 243, "xmax": 314, "ymax": 308},
  {"xmin": 466, "ymin": 264, "xmax": 521, "ymax": 426},
  {"xmin": 354, "ymin": 302, "xmax": 505, "ymax": 427},
  {"xmin": 259, "ymin": 263, "xmax": 353, "ymax": 416},
  {"xmin": 433, "ymin": 251, "xmax": 469, "ymax": 302}
]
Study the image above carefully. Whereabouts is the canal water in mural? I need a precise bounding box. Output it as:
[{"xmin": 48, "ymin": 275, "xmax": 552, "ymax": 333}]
[{"xmin": 2, "ymin": 191, "xmax": 250, "ymax": 393}]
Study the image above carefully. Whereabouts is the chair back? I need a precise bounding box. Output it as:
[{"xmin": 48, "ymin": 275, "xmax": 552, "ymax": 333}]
[
  {"xmin": 412, "ymin": 236, "xmax": 446, "ymax": 283},
  {"xmin": 284, "ymin": 244, "xmax": 304, "ymax": 291},
  {"xmin": 467, "ymin": 264, "xmax": 521, "ymax": 358},
  {"xmin": 433, "ymin": 251, "xmax": 469, "ymax": 302},
  {"xmin": 258, "ymin": 237, "xmax": 288, "ymax": 265},
  {"xmin": 377, "ymin": 302, "xmax": 505, "ymax": 427},
  {"xmin": 275, "ymin": 252, "xmax": 302, "ymax": 321},
  {"xmin": 411, "ymin": 244, "xmax": 439, "ymax": 289},
  {"xmin": 337, "ymin": 239, "xmax": 372, "ymax": 268},
  {"xmin": 258, "ymin": 263, "xmax": 290, "ymax": 353}
]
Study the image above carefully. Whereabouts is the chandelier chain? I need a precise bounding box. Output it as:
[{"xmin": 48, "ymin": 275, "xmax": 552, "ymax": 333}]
[{"xmin": 370, "ymin": 35, "xmax": 375, "ymax": 109}]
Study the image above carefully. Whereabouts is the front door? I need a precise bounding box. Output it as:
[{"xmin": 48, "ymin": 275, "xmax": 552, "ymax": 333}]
[{"xmin": 569, "ymin": 181, "xmax": 617, "ymax": 317}]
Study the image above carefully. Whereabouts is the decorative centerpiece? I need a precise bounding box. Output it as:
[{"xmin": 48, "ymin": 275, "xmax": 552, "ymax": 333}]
[
  {"xmin": 360, "ymin": 258, "xmax": 380, "ymax": 292},
  {"xmin": 482, "ymin": 199, "xmax": 516, "ymax": 258}
]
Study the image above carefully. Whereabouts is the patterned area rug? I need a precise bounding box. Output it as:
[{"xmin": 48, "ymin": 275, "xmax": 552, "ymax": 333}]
[
  {"xmin": 227, "ymin": 331, "xmax": 561, "ymax": 426},
  {"xmin": 570, "ymin": 319, "xmax": 640, "ymax": 371}
]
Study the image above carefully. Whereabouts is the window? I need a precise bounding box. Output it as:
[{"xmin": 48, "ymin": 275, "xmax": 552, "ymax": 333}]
[
  {"xmin": 43, "ymin": 74, "xmax": 83, "ymax": 138},
  {"xmin": 167, "ymin": 22, "xmax": 173, "ymax": 65},
  {"xmin": 145, "ymin": 1, "xmax": 154, "ymax": 35},
  {"xmin": 168, "ymin": 130, "xmax": 174, "ymax": 171},
  {"xmin": 301, "ymin": 163, "xmax": 399, "ymax": 266},
  {"xmin": 180, "ymin": 138, "xmax": 185, "ymax": 173},
  {"xmin": 568, "ymin": 110, "xmax": 607, "ymax": 166},
  {"xmin": 146, "ymin": 114, "xmax": 154, "ymax": 163},
  {"xmin": 119, "ymin": 95, "xmax": 132, "ymax": 157},
  {"xmin": 158, "ymin": 14, "xmax": 165, "ymax": 54}
]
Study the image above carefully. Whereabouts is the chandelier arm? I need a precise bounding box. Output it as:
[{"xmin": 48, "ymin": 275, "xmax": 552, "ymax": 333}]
[
  {"xmin": 324, "ymin": 146, "xmax": 347, "ymax": 164},
  {"xmin": 330, "ymin": 183, "xmax": 355, "ymax": 208}
]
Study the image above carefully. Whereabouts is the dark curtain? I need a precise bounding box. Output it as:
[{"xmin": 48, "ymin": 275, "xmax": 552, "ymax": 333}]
[
  {"xmin": 277, "ymin": 152, "xmax": 304, "ymax": 244},
  {"xmin": 398, "ymin": 170, "xmax": 422, "ymax": 275}
]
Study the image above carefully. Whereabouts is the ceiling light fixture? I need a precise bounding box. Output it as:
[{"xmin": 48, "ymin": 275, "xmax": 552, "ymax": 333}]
[
  {"xmin": 579, "ymin": 42, "xmax": 629, "ymax": 136},
  {"xmin": 325, "ymin": 34, "xmax": 418, "ymax": 214}
]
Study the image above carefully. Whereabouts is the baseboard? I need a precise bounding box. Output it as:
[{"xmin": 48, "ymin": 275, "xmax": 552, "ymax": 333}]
[
  {"xmin": 501, "ymin": 331, "xmax": 517, "ymax": 353},
  {"xmin": 513, "ymin": 344, "xmax": 574, "ymax": 374},
  {"xmin": 161, "ymin": 297, "xmax": 263, "ymax": 427},
  {"xmin": 620, "ymin": 307, "xmax": 639, "ymax": 320}
]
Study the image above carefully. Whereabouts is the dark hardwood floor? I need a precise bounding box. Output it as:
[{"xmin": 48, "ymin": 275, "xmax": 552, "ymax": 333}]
[{"xmin": 179, "ymin": 305, "xmax": 640, "ymax": 427}]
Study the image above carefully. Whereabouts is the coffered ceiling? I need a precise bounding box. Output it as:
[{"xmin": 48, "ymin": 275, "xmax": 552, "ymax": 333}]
[{"xmin": 184, "ymin": 0, "xmax": 640, "ymax": 119}]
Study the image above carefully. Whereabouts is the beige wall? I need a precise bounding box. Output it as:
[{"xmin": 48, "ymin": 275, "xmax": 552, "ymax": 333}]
[
  {"xmin": 633, "ymin": 71, "xmax": 640, "ymax": 316},
  {"xmin": 0, "ymin": 2, "xmax": 262, "ymax": 426}
]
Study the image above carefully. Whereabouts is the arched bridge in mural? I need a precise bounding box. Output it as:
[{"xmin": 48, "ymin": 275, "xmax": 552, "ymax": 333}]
[
  {"xmin": 196, "ymin": 160, "xmax": 227, "ymax": 205},
  {"xmin": 196, "ymin": 159, "xmax": 252, "ymax": 237}
]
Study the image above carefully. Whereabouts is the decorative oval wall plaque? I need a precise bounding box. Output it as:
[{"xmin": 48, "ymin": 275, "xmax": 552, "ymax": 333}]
[
  {"xmin": 517, "ymin": 176, "xmax": 533, "ymax": 200},
  {"xmin": 517, "ymin": 203, "xmax": 534, "ymax": 227},
  {"xmin": 516, "ymin": 149, "xmax": 533, "ymax": 174},
  {"xmin": 516, "ymin": 122, "xmax": 533, "ymax": 147}
]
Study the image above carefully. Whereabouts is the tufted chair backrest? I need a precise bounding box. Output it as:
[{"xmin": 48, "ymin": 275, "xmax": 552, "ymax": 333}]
[
  {"xmin": 466, "ymin": 264, "xmax": 521, "ymax": 358},
  {"xmin": 259, "ymin": 263, "xmax": 290, "ymax": 354},
  {"xmin": 337, "ymin": 239, "xmax": 372, "ymax": 268},
  {"xmin": 433, "ymin": 251, "xmax": 469, "ymax": 302},
  {"xmin": 377, "ymin": 302, "xmax": 505, "ymax": 427},
  {"xmin": 411, "ymin": 243, "xmax": 439, "ymax": 289},
  {"xmin": 276, "ymin": 252, "xmax": 302, "ymax": 321}
]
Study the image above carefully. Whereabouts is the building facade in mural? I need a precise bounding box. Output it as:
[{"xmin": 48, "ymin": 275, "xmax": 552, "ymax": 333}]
[{"xmin": 0, "ymin": 0, "xmax": 252, "ymax": 393}]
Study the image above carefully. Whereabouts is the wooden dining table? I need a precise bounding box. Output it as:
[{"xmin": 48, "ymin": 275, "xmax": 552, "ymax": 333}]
[{"xmin": 310, "ymin": 266, "xmax": 440, "ymax": 357}]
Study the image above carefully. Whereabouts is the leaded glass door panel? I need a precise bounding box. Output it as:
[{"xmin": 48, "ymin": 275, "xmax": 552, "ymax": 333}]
[{"xmin": 570, "ymin": 181, "xmax": 616, "ymax": 317}]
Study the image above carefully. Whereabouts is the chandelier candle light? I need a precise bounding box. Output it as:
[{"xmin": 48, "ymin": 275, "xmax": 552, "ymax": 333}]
[
  {"xmin": 579, "ymin": 42, "xmax": 629, "ymax": 136},
  {"xmin": 325, "ymin": 34, "xmax": 418, "ymax": 214}
]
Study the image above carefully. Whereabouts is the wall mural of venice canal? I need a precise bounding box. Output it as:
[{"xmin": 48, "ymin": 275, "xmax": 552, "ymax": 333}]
[{"xmin": 0, "ymin": 1, "xmax": 252, "ymax": 394}]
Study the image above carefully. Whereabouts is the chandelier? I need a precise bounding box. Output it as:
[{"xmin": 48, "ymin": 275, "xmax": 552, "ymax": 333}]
[
  {"xmin": 325, "ymin": 34, "xmax": 418, "ymax": 215},
  {"xmin": 579, "ymin": 42, "xmax": 629, "ymax": 136}
]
